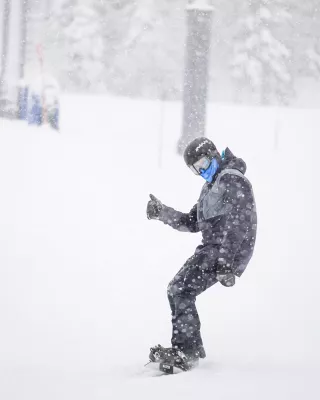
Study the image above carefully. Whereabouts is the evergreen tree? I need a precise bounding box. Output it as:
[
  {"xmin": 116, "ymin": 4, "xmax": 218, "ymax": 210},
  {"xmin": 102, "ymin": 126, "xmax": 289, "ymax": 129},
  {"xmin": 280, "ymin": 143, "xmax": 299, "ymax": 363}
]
[
  {"xmin": 50, "ymin": 0, "xmax": 105, "ymax": 91},
  {"xmin": 91, "ymin": 0, "xmax": 134, "ymax": 93},
  {"xmin": 94, "ymin": 0, "xmax": 185, "ymax": 98},
  {"xmin": 126, "ymin": 0, "xmax": 185, "ymax": 98},
  {"xmin": 41, "ymin": 0, "xmax": 320, "ymax": 104},
  {"xmin": 306, "ymin": 45, "xmax": 320, "ymax": 78},
  {"xmin": 231, "ymin": 0, "xmax": 294, "ymax": 105},
  {"xmin": 298, "ymin": 1, "xmax": 320, "ymax": 79}
]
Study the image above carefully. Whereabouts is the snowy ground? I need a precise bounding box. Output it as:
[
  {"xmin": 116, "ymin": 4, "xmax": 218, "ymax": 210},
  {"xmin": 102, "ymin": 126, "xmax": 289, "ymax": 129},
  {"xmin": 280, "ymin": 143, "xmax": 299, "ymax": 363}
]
[{"xmin": 0, "ymin": 96, "xmax": 319, "ymax": 399}]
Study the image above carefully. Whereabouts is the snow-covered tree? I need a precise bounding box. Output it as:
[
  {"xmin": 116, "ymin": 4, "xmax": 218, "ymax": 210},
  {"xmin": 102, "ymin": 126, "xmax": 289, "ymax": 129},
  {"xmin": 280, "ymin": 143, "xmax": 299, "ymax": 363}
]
[
  {"xmin": 124, "ymin": 0, "xmax": 185, "ymax": 98},
  {"xmin": 298, "ymin": 2, "xmax": 320, "ymax": 79},
  {"xmin": 306, "ymin": 45, "xmax": 320, "ymax": 78},
  {"xmin": 46, "ymin": 0, "xmax": 185, "ymax": 96},
  {"xmin": 231, "ymin": 0, "xmax": 294, "ymax": 105},
  {"xmin": 94, "ymin": 0, "xmax": 185, "ymax": 98},
  {"xmin": 49, "ymin": 0, "xmax": 105, "ymax": 91},
  {"xmin": 91, "ymin": 0, "xmax": 135, "ymax": 93}
]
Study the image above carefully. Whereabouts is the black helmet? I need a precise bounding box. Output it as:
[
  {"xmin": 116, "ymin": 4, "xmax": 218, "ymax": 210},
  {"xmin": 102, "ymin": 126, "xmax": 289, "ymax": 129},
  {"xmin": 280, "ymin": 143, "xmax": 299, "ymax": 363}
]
[{"xmin": 183, "ymin": 137, "xmax": 218, "ymax": 167}]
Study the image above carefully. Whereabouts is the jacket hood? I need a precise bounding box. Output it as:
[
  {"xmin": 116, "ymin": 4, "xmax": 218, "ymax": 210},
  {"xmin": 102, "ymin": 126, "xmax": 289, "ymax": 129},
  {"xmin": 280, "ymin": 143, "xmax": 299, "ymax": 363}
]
[{"xmin": 221, "ymin": 147, "xmax": 247, "ymax": 175}]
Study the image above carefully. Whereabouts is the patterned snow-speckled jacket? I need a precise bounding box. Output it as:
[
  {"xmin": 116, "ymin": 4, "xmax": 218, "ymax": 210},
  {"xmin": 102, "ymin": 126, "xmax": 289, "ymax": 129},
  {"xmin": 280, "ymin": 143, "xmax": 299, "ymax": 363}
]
[{"xmin": 159, "ymin": 148, "xmax": 257, "ymax": 278}]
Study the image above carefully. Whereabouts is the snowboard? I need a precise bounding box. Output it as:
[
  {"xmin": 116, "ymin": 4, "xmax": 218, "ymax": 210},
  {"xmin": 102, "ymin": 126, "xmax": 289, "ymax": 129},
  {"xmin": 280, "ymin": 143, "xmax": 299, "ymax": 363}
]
[{"xmin": 144, "ymin": 359, "xmax": 199, "ymax": 375}]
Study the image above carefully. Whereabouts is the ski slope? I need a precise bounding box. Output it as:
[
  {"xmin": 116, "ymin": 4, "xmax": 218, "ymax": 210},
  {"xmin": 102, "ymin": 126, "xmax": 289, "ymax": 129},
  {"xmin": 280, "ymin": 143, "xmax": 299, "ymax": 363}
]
[{"xmin": 0, "ymin": 96, "xmax": 319, "ymax": 400}]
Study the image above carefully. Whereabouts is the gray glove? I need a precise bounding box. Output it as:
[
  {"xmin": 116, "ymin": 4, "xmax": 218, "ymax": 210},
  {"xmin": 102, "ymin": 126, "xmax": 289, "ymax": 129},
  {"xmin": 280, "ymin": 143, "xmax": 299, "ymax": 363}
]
[
  {"xmin": 147, "ymin": 194, "xmax": 163, "ymax": 220},
  {"xmin": 216, "ymin": 264, "xmax": 236, "ymax": 287}
]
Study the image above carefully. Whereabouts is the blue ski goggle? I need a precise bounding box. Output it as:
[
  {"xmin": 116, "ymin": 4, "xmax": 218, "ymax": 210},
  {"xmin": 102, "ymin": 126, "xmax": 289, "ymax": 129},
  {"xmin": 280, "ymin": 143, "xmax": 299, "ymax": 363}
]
[{"xmin": 188, "ymin": 156, "xmax": 211, "ymax": 175}]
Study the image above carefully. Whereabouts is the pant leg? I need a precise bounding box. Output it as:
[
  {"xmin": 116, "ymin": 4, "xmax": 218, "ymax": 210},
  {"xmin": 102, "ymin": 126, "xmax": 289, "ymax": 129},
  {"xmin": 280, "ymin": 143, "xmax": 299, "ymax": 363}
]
[{"xmin": 167, "ymin": 253, "xmax": 217, "ymax": 354}]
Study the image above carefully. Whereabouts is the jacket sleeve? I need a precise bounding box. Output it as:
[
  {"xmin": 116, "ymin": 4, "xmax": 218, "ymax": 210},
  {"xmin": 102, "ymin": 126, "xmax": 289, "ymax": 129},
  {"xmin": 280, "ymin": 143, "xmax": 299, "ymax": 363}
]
[{"xmin": 158, "ymin": 204, "xmax": 199, "ymax": 233}]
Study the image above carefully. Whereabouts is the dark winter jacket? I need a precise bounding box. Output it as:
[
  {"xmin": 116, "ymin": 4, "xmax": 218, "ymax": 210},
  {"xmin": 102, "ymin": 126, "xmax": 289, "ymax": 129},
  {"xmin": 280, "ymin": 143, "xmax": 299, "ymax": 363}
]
[{"xmin": 159, "ymin": 148, "xmax": 257, "ymax": 278}]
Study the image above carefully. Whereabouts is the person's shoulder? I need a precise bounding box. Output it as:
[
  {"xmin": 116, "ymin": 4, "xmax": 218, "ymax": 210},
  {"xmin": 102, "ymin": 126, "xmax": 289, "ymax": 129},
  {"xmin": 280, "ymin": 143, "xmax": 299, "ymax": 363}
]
[{"xmin": 218, "ymin": 169, "xmax": 251, "ymax": 190}]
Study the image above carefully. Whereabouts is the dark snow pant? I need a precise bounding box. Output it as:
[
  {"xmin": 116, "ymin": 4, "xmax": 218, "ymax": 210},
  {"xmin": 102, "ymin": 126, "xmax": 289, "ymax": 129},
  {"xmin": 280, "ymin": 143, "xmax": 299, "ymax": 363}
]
[{"xmin": 167, "ymin": 252, "xmax": 218, "ymax": 355}]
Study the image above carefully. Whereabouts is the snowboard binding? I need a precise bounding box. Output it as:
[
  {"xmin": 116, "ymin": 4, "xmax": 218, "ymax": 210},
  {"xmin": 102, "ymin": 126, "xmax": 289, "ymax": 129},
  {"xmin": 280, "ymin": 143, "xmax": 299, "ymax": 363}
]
[{"xmin": 148, "ymin": 345, "xmax": 197, "ymax": 374}]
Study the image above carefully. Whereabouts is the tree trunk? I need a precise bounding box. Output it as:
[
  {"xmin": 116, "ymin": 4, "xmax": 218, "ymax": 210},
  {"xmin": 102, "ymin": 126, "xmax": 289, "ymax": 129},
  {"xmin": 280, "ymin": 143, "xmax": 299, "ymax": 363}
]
[
  {"xmin": 177, "ymin": 0, "xmax": 213, "ymax": 154},
  {"xmin": 0, "ymin": 0, "xmax": 11, "ymax": 108},
  {"xmin": 19, "ymin": 0, "xmax": 29, "ymax": 80}
]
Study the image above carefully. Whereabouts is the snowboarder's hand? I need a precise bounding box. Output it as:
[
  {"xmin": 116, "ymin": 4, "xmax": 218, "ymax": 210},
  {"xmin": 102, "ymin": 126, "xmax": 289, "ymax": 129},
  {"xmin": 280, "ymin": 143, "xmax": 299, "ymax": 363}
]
[
  {"xmin": 147, "ymin": 194, "xmax": 163, "ymax": 220},
  {"xmin": 216, "ymin": 273, "xmax": 235, "ymax": 287},
  {"xmin": 216, "ymin": 265, "xmax": 235, "ymax": 287}
]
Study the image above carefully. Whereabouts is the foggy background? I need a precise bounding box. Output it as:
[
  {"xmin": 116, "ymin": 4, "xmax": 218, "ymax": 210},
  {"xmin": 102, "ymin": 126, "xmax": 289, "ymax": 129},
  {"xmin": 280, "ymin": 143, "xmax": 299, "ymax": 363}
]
[
  {"xmin": 2, "ymin": 0, "xmax": 320, "ymax": 106},
  {"xmin": 0, "ymin": 1, "xmax": 320, "ymax": 400}
]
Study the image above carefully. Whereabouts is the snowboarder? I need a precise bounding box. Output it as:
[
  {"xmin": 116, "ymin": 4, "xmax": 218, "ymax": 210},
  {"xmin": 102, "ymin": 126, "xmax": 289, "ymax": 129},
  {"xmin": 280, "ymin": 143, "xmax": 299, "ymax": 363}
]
[{"xmin": 146, "ymin": 137, "xmax": 257, "ymax": 371}]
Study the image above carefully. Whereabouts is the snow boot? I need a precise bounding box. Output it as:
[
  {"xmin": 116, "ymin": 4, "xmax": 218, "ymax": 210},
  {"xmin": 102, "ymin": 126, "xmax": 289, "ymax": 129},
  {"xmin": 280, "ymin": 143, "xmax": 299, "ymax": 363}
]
[{"xmin": 149, "ymin": 345, "xmax": 198, "ymax": 372}]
